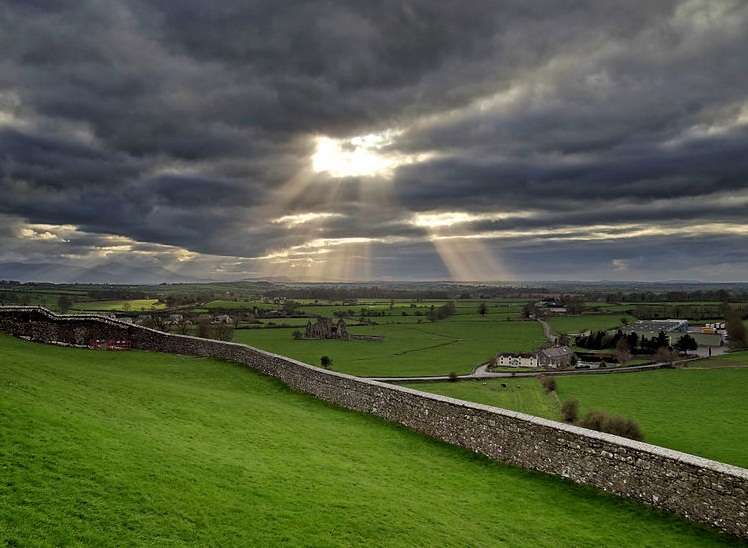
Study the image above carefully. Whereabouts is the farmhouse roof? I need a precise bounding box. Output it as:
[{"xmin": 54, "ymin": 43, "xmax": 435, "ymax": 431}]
[{"xmin": 539, "ymin": 346, "xmax": 573, "ymax": 359}]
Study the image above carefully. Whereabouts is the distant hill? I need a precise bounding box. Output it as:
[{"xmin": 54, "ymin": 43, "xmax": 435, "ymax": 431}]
[{"xmin": 0, "ymin": 261, "xmax": 201, "ymax": 284}]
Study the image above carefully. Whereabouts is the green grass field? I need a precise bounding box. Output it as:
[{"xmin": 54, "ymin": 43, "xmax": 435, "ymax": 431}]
[
  {"xmin": 410, "ymin": 367, "xmax": 748, "ymax": 469},
  {"xmin": 0, "ymin": 289, "xmax": 84, "ymax": 310},
  {"xmin": 73, "ymin": 298, "xmax": 165, "ymax": 311},
  {"xmin": 270, "ymin": 300, "xmax": 525, "ymax": 323},
  {"xmin": 690, "ymin": 350, "xmax": 748, "ymax": 368},
  {"xmin": 234, "ymin": 317, "xmax": 545, "ymax": 376},
  {"xmin": 548, "ymin": 314, "xmax": 636, "ymax": 335},
  {"xmin": 410, "ymin": 379, "xmax": 561, "ymax": 420},
  {"xmin": 555, "ymin": 369, "xmax": 748, "ymax": 468},
  {"xmin": 0, "ymin": 334, "xmax": 735, "ymax": 546}
]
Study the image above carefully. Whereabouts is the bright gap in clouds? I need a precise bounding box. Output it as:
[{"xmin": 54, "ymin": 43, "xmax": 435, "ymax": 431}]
[
  {"xmin": 272, "ymin": 212, "xmax": 344, "ymax": 227},
  {"xmin": 311, "ymin": 134, "xmax": 396, "ymax": 178},
  {"xmin": 311, "ymin": 130, "xmax": 430, "ymax": 178},
  {"xmin": 411, "ymin": 210, "xmax": 535, "ymax": 229}
]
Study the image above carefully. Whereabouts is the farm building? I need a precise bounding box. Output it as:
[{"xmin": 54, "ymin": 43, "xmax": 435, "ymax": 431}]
[
  {"xmin": 495, "ymin": 352, "xmax": 539, "ymax": 368},
  {"xmin": 537, "ymin": 346, "xmax": 574, "ymax": 368},
  {"xmin": 623, "ymin": 319, "xmax": 688, "ymax": 340},
  {"xmin": 689, "ymin": 332, "xmax": 723, "ymax": 349},
  {"xmin": 495, "ymin": 346, "xmax": 575, "ymax": 369}
]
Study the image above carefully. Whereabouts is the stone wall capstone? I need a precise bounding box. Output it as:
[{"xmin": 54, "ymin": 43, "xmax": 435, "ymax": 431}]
[{"xmin": 1, "ymin": 306, "xmax": 746, "ymax": 539}]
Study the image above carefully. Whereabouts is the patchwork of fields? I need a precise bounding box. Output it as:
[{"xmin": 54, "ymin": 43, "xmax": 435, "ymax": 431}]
[
  {"xmin": 0, "ymin": 334, "xmax": 733, "ymax": 546},
  {"xmin": 234, "ymin": 315, "xmax": 545, "ymax": 376}
]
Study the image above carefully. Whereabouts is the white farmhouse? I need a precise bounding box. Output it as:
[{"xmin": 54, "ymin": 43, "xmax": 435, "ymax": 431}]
[
  {"xmin": 495, "ymin": 346, "xmax": 575, "ymax": 369},
  {"xmin": 495, "ymin": 352, "xmax": 539, "ymax": 368}
]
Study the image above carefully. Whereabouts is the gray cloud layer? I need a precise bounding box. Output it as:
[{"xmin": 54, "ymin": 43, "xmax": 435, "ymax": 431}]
[{"xmin": 1, "ymin": 0, "xmax": 747, "ymax": 281}]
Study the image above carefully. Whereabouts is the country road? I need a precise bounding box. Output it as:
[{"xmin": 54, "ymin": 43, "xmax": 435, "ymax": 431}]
[
  {"xmin": 366, "ymin": 361, "xmax": 691, "ymax": 383},
  {"xmin": 537, "ymin": 317, "xmax": 554, "ymax": 342}
]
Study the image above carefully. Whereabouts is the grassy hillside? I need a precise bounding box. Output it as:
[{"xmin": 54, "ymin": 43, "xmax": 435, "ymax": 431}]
[
  {"xmin": 234, "ymin": 317, "xmax": 545, "ymax": 376},
  {"xmin": 410, "ymin": 367, "xmax": 748, "ymax": 469},
  {"xmin": 0, "ymin": 334, "xmax": 735, "ymax": 546}
]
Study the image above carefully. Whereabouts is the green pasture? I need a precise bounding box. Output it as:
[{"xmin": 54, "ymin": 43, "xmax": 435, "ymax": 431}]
[
  {"xmin": 586, "ymin": 303, "xmax": 635, "ymax": 313},
  {"xmin": 689, "ymin": 350, "xmax": 748, "ymax": 369},
  {"xmin": 297, "ymin": 300, "xmax": 522, "ymax": 318},
  {"xmin": 252, "ymin": 318, "xmax": 312, "ymax": 327},
  {"xmin": 191, "ymin": 298, "xmax": 526, "ymax": 325},
  {"xmin": 557, "ymin": 369, "xmax": 748, "ymax": 468},
  {"xmin": 73, "ymin": 298, "xmax": 165, "ymax": 311},
  {"xmin": 628, "ymin": 301, "xmax": 725, "ymax": 306},
  {"xmin": 234, "ymin": 317, "xmax": 545, "ymax": 376},
  {"xmin": 0, "ymin": 290, "xmax": 75, "ymax": 309},
  {"xmin": 411, "ymin": 367, "xmax": 748, "ymax": 469},
  {"xmin": 0, "ymin": 334, "xmax": 733, "ymax": 546},
  {"xmin": 202, "ymin": 299, "xmax": 283, "ymax": 310},
  {"xmin": 410, "ymin": 379, "xmax": 560, "ymax": 420}
]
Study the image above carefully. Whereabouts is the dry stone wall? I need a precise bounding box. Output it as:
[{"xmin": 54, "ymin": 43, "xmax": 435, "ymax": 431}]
[{"xmin": 1, "ymin": 306, "xmax": 746, "ymax": 539}]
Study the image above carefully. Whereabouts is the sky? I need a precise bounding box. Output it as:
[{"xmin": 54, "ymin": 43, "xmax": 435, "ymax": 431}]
[{"xmin": 1, "ymin": 0, "xmax": 748, "ymax": 282}]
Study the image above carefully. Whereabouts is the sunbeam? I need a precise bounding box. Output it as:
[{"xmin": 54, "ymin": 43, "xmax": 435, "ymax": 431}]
[{"xmin": 431, "ymin": 236, "xmax": 511, "ymax": 281}]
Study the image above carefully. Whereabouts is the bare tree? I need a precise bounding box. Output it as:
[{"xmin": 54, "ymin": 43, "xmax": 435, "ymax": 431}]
[
  {"xmin": 58, "ymin": 295, "xmax": 73, "ymax": 314},
  {"xmin": 197, "ymin": 319, "xmax": 212, "ymax": 339},
  {"xmin": 654, "ymin": 346, "xmax": 676, "ymax": 365},
  {"xmin": 561, "ymin": 399, "xmax": 579, "ymax": 423},
  {"xmin": 615, "ymin": 338, "xmax": 632, "ymax": 365},
  {"xmin": 726, "ymin": 308, "xmax": 747, "ymax": 349},
  {"xmin": 214, "ymin": 323, "xmax": 234, "ymax": 341},
  {"xmin": 150, "ymin": 315, "xmax": 167, "ymax": 331}
]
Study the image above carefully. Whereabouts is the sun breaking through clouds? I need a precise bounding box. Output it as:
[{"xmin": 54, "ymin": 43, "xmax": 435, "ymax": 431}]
[
  {"xmin": 1, "ymin": 1, "xmax": 748, "ymax": 282},
  {"xmin": 311, "ymin": 131, "xmax": 430, "ymax": 179}
]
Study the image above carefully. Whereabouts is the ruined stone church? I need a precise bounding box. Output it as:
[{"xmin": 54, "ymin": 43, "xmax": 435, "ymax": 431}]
[{"xmin": 304, "ymin": 318, "xmax": 350, "ymax": 340}]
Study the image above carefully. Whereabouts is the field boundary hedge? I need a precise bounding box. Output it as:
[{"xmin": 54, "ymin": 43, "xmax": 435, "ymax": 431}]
[{"xmin": 1, "ymin": 306, "xmax": 746, "ymax": 539}]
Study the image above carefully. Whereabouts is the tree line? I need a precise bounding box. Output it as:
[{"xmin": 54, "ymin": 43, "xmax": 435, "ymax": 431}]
[{"xmin": 575, "ymin": 329, "xmax": 698, "ymax": 354}]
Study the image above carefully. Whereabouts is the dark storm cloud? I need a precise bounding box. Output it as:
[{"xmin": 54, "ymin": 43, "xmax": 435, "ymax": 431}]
[
  {"xmin": 1, "ymin": 0, "xmax": 747, "ymax": 280},
  {"xmin": 394, "ymin": 125, "xmax": 748, "ymax": 211},
  {"xmin": 0, "ymin": 128, "xmax": 142, "ymax": 190}
]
